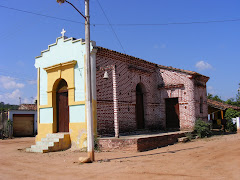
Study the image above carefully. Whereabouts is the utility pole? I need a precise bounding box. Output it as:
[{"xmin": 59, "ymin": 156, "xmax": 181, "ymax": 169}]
[
  {"xmin": 85, "ymin": 0, "xmax": 94, "ymax": 162},
  {"xmin": 56, "ymin": 0, "xmax": 94, "ymax": 162},
  {"xmin": 19, "ymin": 97, "xmax": 21, "ymax": 105}
]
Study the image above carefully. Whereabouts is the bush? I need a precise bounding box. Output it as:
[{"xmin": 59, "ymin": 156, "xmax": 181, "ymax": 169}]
[
  {"xmin": 224, "ymin": 108, "xmax": 239, "ymax": 133},
  {"xmin": 184, "ymin": 132, "xmax": 193, "ymax": 141},
  {"xmin": 94, "ymin": 136, "xmax": 100, "ymax": 152},
  {"xmin": 226, "ymin": 119, "xmax": 237, "ymax": 133},
  {"xmin": 224, "ymin": 108, "xmax": 240, "ymax": 121},
  {"xmin": 194, "ymin": 119, "xmax": 212, "ymax": 138}
]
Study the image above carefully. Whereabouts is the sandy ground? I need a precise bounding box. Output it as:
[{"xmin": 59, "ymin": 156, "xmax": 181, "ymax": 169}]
[{"xmin": 0, "ymin": 133, "xmax": 240, "ymax": 180}]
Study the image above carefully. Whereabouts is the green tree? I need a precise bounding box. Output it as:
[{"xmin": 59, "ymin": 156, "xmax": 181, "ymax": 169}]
[
  {"xmin": 207, "ymin": 93, "xmax": 223, "ymax": 102},
  {"xmin": 224, "ymin": 108, "xmax": 240, "ymax": 121},
  {"xmin": 225, "ymin": 98, "xmax": 238, "ymax": 106},
  {"xmin": 224, "ymin": 108, "xmax": 240, "ymax": 132},
  {"xmin": 207, "ymin": 93, "xmax": 213, "ymax": 99},
  {"xmin": 225, "ymin": 83, "xmax": 240, "ymax": 107},
  {"xmin": 235, "ymin": 83, "xmax": 240, "ymax": 106}
]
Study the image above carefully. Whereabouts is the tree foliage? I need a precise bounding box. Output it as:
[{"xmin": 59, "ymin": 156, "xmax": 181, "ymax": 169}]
[
  {"xmin": 224, "ymin": 108, "xmax": 239, "ymax": 133},
  {"xmin": 0, "ymin": 102, "xmax": 19, "ymax": 111},
  {"xmin": 224, "ymin": 108, "xmax": 240, "ymax": 121},
  {"xmin": 208, "ymin": 83, "xmax": 240, "ymax": 107},
  {"xmin": 225, "ymin": 84, "xmax": 240, "ymax": 107},
  {"xmin": 207, "ymin": 93, "xmax": 223, "ymax": 102}
]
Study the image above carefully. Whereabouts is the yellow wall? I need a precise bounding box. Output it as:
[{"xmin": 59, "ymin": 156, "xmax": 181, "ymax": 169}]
[
  {"xmin": 36, "ymin": 123, "xmax": 53, "ymax": 142},
  {"xmin": 69, "ymin": 122, "xmax": 87, "ymax": 149},
  {"xmin": 36, "ymin": 60, "xmax": 97, "ymax": 149}
]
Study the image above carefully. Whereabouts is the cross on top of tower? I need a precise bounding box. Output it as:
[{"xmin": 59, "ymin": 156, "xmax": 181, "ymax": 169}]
[{"xmin": 61, "ymin": 29, "xmax": 66, "ymax": 38}]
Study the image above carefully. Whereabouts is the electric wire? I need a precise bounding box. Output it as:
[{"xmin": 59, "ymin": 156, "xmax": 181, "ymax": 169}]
[
  {"xmin": 95, "ymin": 0, "xmax": 126, "ymax": 54},
  {"xmin": 0, "ymin": 4, "xmax": 84, "ymax": 25},
  {"xmin": 95, "ymin": 19, "xmax": 240, "ymax": 26},
  {"xmin": 1, "ymin": 4, "xmax": 240, "ymax": 27}
]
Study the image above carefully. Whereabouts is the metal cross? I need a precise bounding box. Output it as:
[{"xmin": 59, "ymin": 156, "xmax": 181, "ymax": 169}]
[{"xmin": 61, "ymin": 29, "xmax": 66, "ymax": 38}]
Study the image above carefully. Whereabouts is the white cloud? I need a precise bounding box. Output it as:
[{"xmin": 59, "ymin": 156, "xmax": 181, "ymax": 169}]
[
  {"xmin": 23, "ymin": 98, "xmax": 32, "ymax": 104},
  {"xmin": 34, "ymin": 95, "xmax": 37, "ymax": 101},
  {"xmin": 27, "ymin": 80, "xmax": 37, "ymax": 85},
  {"xmin": 195, "ymin": 61, "xmax": 212, "ymax": 71},
  {"xmin": 0, "ymin": 76, "xmax": 25, "ymax": 89},
  {"xmin": 17, "ymin": 60, "xmax": 25, "ymax": 67},
  {"xmin": 154, "ymin": 44, "xmax": 166, "ymax": 49},
  {"xmin": 207, "ymin": 86, "xmax": 215, "ymax": 94},
  {"xmin": 160, "ymin": 44, "xmax": 166, "ymax": 49},
  {"xmin": 0, "ymin": 89, "xmax": 21, "ymax": 104}
]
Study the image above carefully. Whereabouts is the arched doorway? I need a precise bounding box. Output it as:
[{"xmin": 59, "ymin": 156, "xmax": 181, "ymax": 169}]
[
  {"xmin": 136, "ymin": 83, "xmax": 145, "ymax": 129},
  {"xmin": 56, "ymin": 79, "xmax": 69, "ymax": 132}
]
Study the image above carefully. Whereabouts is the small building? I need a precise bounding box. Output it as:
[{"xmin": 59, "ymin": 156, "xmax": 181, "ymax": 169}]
[
  {"xmin": 208, "ymin": 99, "xmax": 240, "ymax": 126},
  {"xmin": 8, "ymin": 104, "xmax": 37, "ymax": 137},
  {"xmin": 35, "ymin": 34, "xmax": 209, "ymax": 149}
]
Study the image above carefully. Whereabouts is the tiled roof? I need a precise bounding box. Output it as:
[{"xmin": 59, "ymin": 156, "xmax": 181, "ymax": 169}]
[
  {"xmin": 18, "ymin": 104, "xmax": 37, "ymax": 111},
  {"xmin": 207, "ymin": 99, "xmax": 240, "ymax": 111},
  {"xmin": 96, "ymin": 46, "xmax": 209, "ymax": 79},
  {"xmin": 157, "ymin": 65, "xmax": 209, "ymax": 79}
]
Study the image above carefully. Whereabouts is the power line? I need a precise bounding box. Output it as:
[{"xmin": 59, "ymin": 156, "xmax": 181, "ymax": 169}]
[
  {"xmin": 0, "ymin": 4, "xmax": 84, "ymax": 25},
  {"xmin": 2, "ymin": 4, "xmax": 240, "ymax": 27},
  {"xmin": 101, "ymin": 19, "xmax": 240, "ymax": 26},
  {"xmin": 96, "ymin": 0, "xmax": 126, "ymax": 54}
]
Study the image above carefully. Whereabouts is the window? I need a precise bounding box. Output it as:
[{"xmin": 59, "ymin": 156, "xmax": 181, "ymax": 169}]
[{"xmin": 200, "ymin": 97, "xmax": 203, "ymax": 113}]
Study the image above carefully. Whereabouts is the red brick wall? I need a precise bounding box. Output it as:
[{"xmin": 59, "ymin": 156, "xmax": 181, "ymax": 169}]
[
  {"xmin": 160, "ymin": 69, "xmax": 199, "ymax": 129},
  {"xmin": 96, "ymin": 48, "xmax": 208, "ymax": 135},
  {"xmin": 194, "ymin": 80, "xmax": 208, "ymax": 121}
]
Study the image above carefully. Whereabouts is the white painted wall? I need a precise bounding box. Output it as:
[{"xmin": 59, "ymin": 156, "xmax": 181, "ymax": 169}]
[
  {"xmin": 69, "ymin": 105, "xmax": 85, "ymax": 123},
  {"xmin": 236, "ymin": 117, "xmax": 240, "ymax": 130},
  {"xmin": 39, "ymin": 108, "xmax": 53, "ymax": 123}
]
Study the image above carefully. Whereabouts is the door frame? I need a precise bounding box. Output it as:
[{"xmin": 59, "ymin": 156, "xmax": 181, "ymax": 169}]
[
  {"xmin": 165, "ymin": 97, "xmax": 180, "ymax": 129},
  {"xmin": 56, "ymin": 90, "xmax": 69, "ymax": 132},
  {"xmin": 136, "ymin": 83, "xmax": 145, "ymax": 129},
  {"xmin": 54, "ymin": 79, "xmax": 69, "ymax": 133}
]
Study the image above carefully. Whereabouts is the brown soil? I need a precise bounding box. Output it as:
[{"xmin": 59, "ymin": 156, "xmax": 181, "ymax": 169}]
[{"xmin": 0, "ymin": 133, "xmax": 240, "ymax": 180}]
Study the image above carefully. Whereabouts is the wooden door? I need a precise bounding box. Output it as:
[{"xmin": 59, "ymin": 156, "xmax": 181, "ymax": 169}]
[
  {"xmin": 136, "ymin": 84, "xmax": 144, "ymax": 129},
  {"xmin": 165, "ymin": 98, "xmax": 180, "ymax": 129},
  {"xmin": 57, "ymin": 91, "xmax": 69, "ymax": 132},
  {"xmin": 13, "ymin": 114, "xmax": 34, "ymax": 137}
]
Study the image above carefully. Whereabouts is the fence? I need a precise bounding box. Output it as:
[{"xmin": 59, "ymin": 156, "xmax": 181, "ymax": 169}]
[{"xmin": 0, "ymin": 111, "xmax": 12, "ymax": 139}]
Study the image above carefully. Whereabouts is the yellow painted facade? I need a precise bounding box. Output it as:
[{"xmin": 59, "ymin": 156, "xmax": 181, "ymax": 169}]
[{"xmin": 36, "ymin": 60, "xmax": 97, "ymax": 149}]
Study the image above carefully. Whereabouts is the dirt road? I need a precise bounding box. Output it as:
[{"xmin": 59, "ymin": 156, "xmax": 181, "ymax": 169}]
[{"xmin": 0, "ymin": 133, "xmax": 240, "ymax": 180}]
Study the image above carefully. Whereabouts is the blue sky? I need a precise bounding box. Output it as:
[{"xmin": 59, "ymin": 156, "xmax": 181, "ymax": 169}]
[{"xmin": 0, "ymin": 0, "xmax": 240, "ymax": 104}]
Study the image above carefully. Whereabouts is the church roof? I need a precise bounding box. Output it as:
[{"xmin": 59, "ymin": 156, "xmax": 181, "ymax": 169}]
[
  {"xmin": 96, "ymin": 46, "xmax": 209, "ymax": 80},
  {"xmin": 36, "ymin": 36, "xmax": 209, "ymax": 80}
]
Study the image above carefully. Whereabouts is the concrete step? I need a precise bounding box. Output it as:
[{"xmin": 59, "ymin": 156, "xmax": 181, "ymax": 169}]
[
  {"xmin": 26, "ymin": 147, "xmax": 48, "ymax": 153},
  {"xmin": 31, "ymin": 144, "xmax": 49, "ymax": 150},
  {"xmin": 178, "ymin": 137, "xmax": 189, "ymax": 143},
  {"xmin": 26, "ymin": 133, "xmax": 71, "ymax": 153},
  {"xmin": 46, "ymin": 133, "xmax": 67, "ymax": 138},
  {"xmin": 41, "ymin": 137, "xmax": 60, "ymax": 142},
  {"xmin": 36, "ymin": 141, "xmax": 55, "ymax": 147}
]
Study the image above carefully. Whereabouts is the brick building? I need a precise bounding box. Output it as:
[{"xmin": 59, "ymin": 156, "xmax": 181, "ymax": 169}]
[
  {"xmin": 34, "ymin": 35, "xmax": 209, "ymax": 149},
  {"xmin": 96, "ymin": 47, "xmax": 209, "ymax": 137}
]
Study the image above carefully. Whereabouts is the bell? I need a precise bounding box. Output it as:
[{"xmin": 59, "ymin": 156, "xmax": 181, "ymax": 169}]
[{"xmin": 103, "ymin": 71, "xmax": 109, "ymax": 79}]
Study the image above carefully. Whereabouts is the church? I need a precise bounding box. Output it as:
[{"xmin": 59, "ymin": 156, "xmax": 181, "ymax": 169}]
[{"xmin": 34, "ymin": 32, "xmax": 209, "ymax": 149}]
